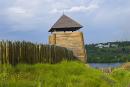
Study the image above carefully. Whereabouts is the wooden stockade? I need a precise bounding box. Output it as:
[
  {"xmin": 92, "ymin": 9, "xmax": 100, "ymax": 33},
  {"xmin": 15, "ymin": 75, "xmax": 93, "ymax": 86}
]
[{"xmin": 0, "ymin": 41, "xmax": 75, "ymax": 65}]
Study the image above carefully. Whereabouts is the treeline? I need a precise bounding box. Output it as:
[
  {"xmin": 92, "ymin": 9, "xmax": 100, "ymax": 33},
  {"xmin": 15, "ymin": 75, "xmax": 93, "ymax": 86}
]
[
  {"xmin": 0, "ymin": 41, "xmax": 75, "ymax": 65},
  {"xmin": 86, "ymin": 41, "xmax": 130, "ymax": 63}
]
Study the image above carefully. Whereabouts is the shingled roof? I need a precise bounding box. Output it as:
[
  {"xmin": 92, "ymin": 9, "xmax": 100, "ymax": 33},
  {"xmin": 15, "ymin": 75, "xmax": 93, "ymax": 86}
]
[{"xmin": 49, "ymin": 15, "xmax": 83, "ymax": 32}]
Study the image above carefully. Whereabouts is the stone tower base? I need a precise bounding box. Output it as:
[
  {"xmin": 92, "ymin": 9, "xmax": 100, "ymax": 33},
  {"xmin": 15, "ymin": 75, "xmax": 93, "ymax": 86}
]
[{"xmin": 49, "ymin": 32, "xmax": 87, "ymax": 63}]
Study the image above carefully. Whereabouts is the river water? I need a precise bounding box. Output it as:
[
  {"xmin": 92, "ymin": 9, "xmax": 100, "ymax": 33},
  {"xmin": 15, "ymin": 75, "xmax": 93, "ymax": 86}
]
[{"xmin": 88, "ymin": 63, "xmax": 124, "ymax": 68}]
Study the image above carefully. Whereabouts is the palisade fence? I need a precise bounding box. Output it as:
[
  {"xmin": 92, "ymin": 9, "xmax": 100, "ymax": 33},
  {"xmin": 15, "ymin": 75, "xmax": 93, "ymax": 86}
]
[{"xmin": 0, "ymin": 41, "xmax": 75, "ymax": 65}]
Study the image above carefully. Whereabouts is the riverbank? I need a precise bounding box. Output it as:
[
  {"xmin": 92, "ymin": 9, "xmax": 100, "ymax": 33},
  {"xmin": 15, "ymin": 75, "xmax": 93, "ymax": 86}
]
[{"xmin": 0, "ymin": 61, "xmax": 130, "ymax": 87}]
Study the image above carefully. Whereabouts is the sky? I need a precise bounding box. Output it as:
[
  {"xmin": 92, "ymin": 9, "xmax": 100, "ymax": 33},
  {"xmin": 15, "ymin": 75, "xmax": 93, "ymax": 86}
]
[{"xmin": 0, "ymin": 0, "xmax": 130, "ymax": 44}]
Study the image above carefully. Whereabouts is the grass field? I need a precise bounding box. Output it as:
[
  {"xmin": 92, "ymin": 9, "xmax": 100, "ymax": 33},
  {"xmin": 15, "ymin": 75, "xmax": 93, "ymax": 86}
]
[{"xmin": 0, "ymin": 61, "xmax": 130, "ymax": 87}]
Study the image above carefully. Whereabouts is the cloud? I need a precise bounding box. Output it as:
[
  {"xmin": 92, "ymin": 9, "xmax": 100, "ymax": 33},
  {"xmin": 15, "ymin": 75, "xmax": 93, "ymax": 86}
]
[
  {"xmin": 93, "ymin": 4, "xmax": 130, "ymax": 28},
  {"xmin": 50, "ymin": 0, "xmax": 102, "ymax": 14},
  {"xmin": 8, "ymin": 7, "xmax": 26, "ymax": 14},
  {"xmin": 88, "ymin": 0, "xmax": 130, "ymax": 43},
  {"xmin": 51, "ymin": 4, "xmax": 99, "ymax": 13},
  {"xmin": 0, "ymin": 0, "xmax": 130, "ymax": 43},
  {"xmin": 6, "ymin": 7, "xmax": 33, "ymax": 19}
]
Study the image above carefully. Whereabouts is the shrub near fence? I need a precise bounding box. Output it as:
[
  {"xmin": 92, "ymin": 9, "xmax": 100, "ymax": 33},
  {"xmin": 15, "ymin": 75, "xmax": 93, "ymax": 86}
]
[{"xmin": 0, "ymin": 41, "xmax": 75, "ymax": 65}]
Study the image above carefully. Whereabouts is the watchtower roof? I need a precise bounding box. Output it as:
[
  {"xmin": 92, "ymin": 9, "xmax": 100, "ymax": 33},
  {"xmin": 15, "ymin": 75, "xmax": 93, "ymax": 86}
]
[{"xmin": 49, "ymin": 15, "xmax": 83, "ymax": 32}]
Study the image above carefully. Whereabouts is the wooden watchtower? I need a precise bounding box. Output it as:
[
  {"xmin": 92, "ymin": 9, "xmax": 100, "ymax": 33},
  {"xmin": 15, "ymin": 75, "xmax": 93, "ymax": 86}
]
[{"xmin": 48, "ymin": 14, "xmax": 87, "ymax": 63}]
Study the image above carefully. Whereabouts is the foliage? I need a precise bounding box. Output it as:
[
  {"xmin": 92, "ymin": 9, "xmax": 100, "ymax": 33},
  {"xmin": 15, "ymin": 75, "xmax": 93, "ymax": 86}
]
[
  {"xmin": 120, "ymin": 62, "xmax": 130, "ymax": 70},
  {"xmin": 111, "ymin": 68, "xmax": 130, "ymax": 87},
  {"xmin": 0, "ymin": 41, "xmax": 75, "ymax": 65},
  {"xmin": 0, "ymin": 61, "xmax": 130, "ymax": 87},
  {"xmin": 86, "ymin": 41, "xmax": 130, "ymax": 63}
]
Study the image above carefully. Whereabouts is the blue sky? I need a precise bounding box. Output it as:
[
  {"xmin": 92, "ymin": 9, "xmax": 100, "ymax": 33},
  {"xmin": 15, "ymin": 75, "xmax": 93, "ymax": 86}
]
[{"xmin": 0, "ymin": 0, "xmax": 130, "ymax": 44}]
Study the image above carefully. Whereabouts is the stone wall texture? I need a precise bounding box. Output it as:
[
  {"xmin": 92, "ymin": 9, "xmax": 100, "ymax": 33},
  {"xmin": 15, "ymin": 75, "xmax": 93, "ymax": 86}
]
[{"xmin": 49, "ymin": 32, "xmax": 87, "ymax": 63}]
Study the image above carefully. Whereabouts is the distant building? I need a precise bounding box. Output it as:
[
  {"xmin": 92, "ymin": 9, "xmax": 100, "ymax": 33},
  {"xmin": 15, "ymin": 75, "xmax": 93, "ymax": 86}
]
[
  {"xmin": 111, "ymin": 44, "xmax": 118, "ymax": 48},
  {"xmin": 95, "ymin": 44, "xmax": 104, "ymax": 48},
  {"xmin": 95, "ymin": 43, "xmax": 110, "ymax": 48},
  {"xmin": 104, "ymin": 43, "xmax": 110, "ymax": 48}
]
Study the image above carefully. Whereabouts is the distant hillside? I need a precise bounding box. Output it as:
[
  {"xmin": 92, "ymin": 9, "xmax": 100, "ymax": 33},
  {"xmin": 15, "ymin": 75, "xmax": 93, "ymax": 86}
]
[{"xmin": 86, "ymin": 41, "xmax": 130, "ymax": 63}]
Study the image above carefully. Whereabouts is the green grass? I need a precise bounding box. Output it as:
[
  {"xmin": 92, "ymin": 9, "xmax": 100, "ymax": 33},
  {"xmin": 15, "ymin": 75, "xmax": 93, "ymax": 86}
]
[{"xmin": 0, "ymin": 61, "xmax": 130, "ymax": 87}]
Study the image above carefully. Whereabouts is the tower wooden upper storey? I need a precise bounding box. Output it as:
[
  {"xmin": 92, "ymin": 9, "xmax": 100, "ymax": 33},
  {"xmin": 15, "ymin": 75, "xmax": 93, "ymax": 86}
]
[{"xmin": 49, "ymin": 14, "xmax": 83, "ymax": 32}]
